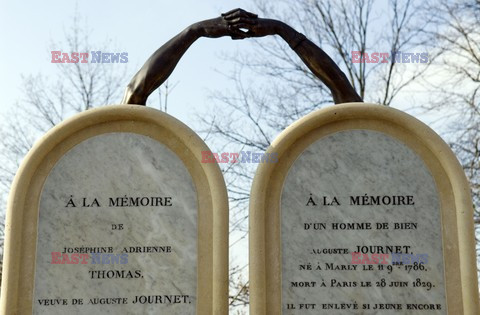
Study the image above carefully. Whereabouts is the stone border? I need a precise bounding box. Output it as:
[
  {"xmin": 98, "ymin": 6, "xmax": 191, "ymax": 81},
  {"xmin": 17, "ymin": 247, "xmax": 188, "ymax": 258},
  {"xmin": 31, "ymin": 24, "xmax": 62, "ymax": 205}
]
[
  {"xmin": 249, "ymin": 103, "xmax": 479, "ymax": 314},
  {"xmin": 0, "ymin": 105, "xmax": 229, "ymax": 315}
]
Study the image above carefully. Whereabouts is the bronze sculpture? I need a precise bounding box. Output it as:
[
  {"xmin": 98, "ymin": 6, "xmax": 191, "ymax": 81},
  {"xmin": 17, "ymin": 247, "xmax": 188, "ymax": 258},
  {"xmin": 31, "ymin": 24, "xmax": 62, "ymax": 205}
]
[{"xmin": 122, "ymin": 8, "xmax": 362, "ymax": 105}]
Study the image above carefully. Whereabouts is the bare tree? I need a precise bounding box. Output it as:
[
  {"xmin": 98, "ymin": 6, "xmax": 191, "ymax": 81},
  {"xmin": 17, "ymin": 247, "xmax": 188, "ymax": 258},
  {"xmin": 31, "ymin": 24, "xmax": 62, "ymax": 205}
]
[
  {"xmin": 196, "ymin": 1, "xmax": 456, "ymax": 311},
  {"xmin": 0, "ymin": 13, "xmax": 129, "ymax": 284},
  {"xmin": 229, "ymin": 263, "xmax": 249, "ymax": 313},
  {"xmin": 201, "ymin": 0, "xmax": 433, "ymax": 200},
  {"xmin": 418, "ymin": 0, "xmax": 480, "ymax": 269},
  {"xmin": 0, "ymin": 12, "xmax": 130, "ymax": 192}
]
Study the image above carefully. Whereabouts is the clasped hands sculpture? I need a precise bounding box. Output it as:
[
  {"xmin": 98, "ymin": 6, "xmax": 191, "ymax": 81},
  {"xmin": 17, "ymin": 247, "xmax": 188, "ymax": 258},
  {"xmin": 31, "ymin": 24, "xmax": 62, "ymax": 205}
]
[
  {"xmin": 193, "ymin": 8, "xmax": 302, "ymax": 42},
  {"xmin": 122, "ymin": 8, "xmax": 362, "ymax": 105}
]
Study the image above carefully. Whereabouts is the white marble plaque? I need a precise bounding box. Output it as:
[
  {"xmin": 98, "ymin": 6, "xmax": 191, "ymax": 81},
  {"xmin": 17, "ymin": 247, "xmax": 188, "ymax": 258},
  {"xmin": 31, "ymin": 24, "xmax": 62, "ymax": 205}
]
[
  {"xmin": 33, "ymin": 132, "xmax": 197, "ymax": 314},
  {"xmin": 281, "ymin": 129, "xmax": 446, "ymax": 314}
]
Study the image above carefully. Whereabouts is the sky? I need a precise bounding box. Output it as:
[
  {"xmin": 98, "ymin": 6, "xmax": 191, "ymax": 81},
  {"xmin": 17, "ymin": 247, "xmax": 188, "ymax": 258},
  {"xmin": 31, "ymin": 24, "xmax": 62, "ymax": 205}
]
[
  {"xmin": 0, "ymin": 0, "xmax": 258, "ymax": 124},
  {"xmin": 0, "ymin": 0, "xmax": 448, "ymax": 131}
]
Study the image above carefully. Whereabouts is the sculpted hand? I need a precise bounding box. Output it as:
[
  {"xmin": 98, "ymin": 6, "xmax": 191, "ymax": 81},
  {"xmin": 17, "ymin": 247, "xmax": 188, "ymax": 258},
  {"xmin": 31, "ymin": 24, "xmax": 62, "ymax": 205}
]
[
  {"xmin": 222, "ymin": 8, "xmax": 259, "ymax": 39},
  {"xmin": 196, "ymin": 8, "xmax": 257, "ymax": 40},
  {"xmin": 223, "ymin": 9, "xmax": 280, "ymax": 38}
]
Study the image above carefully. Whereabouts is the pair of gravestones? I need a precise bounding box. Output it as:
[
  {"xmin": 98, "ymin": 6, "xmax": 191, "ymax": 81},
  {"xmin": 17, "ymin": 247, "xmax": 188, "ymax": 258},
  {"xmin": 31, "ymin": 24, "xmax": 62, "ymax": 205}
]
[
  {"xmin": 1, "ymin": 11, "xmax": 479, "ymax": 315},
  {"xmin": 1, "ymin": 104, "xmax": 478, "ymax": 314}
]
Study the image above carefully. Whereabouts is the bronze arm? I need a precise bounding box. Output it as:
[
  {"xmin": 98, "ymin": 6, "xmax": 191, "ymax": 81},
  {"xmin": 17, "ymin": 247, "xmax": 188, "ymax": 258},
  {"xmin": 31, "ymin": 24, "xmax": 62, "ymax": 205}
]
[{"xmin": 122, "ymin": 9, "xmax": 362, "ymax": 105}]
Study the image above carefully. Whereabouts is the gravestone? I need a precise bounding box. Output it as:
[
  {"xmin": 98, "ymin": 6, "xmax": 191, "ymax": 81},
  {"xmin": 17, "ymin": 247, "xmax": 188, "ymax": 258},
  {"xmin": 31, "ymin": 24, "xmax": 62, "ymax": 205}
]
[
  {"xmin": 0, "ymin": 105, "xmax": 228, "ymax": 314},
  {"xmin": 249, "ymin": 103, "xmax": 479, "ymax": 314}
]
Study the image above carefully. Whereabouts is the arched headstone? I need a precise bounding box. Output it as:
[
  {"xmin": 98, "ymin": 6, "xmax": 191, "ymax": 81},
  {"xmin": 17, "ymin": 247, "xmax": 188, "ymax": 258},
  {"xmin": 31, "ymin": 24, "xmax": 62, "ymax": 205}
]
[
  {"xmin": 249, "ymin": 103, "xmax": 479, "ymax": 314},
  {"xmin": 1, "ymin": 105, "xmax": 228, "ymax": 314}
]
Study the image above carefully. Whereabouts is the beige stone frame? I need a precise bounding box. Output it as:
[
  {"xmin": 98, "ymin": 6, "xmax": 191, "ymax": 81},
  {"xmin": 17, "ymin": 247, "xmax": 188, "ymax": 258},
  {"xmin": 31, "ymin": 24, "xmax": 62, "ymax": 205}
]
[
  {"xmin": 0, "ymin": 105, "xmax": 229, "ymax": 315},
  {"xmin": 249, "ymin": 103, "xmax": 479, "ymax": 314}
]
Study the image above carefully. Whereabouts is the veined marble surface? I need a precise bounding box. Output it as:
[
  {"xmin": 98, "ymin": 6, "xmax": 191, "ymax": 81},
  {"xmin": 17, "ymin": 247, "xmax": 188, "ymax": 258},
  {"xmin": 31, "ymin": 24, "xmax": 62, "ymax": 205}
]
[
  {"xmin": 33, "ymin": 132, "xmax": 197, "ymax": 314},
  {"xmin": 281, "ymin": 130, "xmax": 446, "ymax": 314}
]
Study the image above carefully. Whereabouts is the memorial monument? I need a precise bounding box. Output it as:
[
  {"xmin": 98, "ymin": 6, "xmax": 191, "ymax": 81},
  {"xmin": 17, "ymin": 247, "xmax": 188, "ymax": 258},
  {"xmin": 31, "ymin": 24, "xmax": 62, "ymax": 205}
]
[
  {"xmin": 0, "ymin": 105, "xmax": 229, "ymax": 314},
  {"xmin": 249, "ymin": 104, "xmax": 480, "ymax": 314},
  {"xmin": 0, "ymin": 7, "xmax": 478, "ymax": 315}
]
